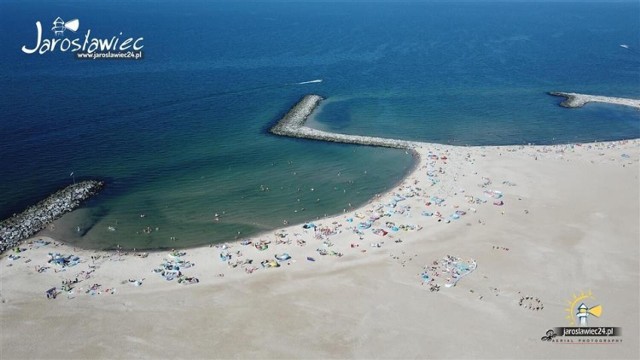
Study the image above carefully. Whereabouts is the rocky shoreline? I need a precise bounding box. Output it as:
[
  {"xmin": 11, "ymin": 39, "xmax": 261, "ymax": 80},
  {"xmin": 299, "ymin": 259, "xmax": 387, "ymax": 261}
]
[
  {"xmin": 270, "ymin": 94, "xmax": 418, "ymax": 149},
  {"xmin": 0, "ymin": 180, "xmax": 104, "ymax": 254},
  {"xmin": 549, "ymin": 91, "xmax": 640, "ymax": 110}
]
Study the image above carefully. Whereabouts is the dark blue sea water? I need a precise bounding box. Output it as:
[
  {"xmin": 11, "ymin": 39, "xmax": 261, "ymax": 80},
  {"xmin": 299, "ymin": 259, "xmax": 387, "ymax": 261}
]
[{"xmin": 1, "ymin": 1, "xmax": 638, "ymax": 249}]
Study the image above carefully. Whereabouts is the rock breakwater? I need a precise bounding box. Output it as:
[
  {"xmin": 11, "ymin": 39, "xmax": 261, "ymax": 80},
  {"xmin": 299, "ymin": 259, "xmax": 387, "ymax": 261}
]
[
  {"xmin": 549, "ymin": 92, "xmax": 640, "ymax": 110},
  {"xmin": 270, "ymin": 95, "xmax": 419, "ymax": 150},
  {"xmin": 0, "ymin": 181, "xmax": 104, "ymax": 254}
]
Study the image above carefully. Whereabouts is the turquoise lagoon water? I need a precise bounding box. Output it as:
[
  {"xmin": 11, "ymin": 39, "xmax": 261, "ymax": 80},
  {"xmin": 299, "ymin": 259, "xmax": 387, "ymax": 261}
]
[{"xmin": 0, "ymin": 1, "xmax": 638, "ymax": 249}]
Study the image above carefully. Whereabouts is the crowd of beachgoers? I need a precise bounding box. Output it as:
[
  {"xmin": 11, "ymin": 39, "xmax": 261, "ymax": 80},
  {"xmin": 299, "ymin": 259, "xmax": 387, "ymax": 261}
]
[
  {"xmin": 1, "ymin": 137, "xmax": 638, "ymax": 359},
  {"xmin": 3, "ymin": 140, "xmax": 636, "ymax": 306},
  {"xmin": 3, "ymin": 146, "xmax": 484, "ymax": 298}
]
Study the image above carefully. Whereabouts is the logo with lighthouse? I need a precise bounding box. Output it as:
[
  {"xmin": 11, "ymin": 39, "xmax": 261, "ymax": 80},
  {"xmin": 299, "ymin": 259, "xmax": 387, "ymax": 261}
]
[
  {"xmin": 21, "ymin": 17, "xmax": 144, "ymax": 59},
  {"xmin": 541, "ymin": 289, "xmax": 621, "ymax": 343},
  {"xmin": 565, "ymin": 290, "xmax": 602, "ymax": 326},
  {"xmin": 51, "ymin": 17, "xmax": 79, "ymax": 36}
]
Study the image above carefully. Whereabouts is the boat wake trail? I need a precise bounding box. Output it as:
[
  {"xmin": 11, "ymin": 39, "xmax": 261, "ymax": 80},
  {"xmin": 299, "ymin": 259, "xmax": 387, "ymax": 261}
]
[{"xmin": 297, "ymin": 79, "xmax": 323, "ymax": 85}]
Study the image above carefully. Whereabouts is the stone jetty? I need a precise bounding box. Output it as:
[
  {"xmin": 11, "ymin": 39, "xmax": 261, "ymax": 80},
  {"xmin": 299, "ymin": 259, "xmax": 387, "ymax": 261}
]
[
  {"xmin": 270, "ymin": 95, "xmax": 419, "ymax": 149},
  {"xmin": 549, "ymin": 92, "xmax": 640, "ymax": 110},
  {"xmin": 0, "ymin": 180, "xmax": 104, "ymax": 254}
]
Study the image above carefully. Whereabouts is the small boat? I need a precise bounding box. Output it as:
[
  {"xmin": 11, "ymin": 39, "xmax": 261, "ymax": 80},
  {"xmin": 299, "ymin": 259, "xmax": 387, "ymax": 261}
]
[{"xmin": 620, "ymin": 44, "xmax": 629, "ymax": 49}]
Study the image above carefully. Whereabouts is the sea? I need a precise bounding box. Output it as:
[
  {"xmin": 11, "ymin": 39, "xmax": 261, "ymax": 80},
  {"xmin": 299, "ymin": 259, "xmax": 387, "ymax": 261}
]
[{"xmin": 0, "ymin": 1, "xmax": 638, "ymax": 250}]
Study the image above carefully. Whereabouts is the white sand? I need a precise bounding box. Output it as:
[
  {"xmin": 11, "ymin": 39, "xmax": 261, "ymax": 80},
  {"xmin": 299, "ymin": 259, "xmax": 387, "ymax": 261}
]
[{"xmin": 1, "ymin": 140, "xmax": 638, "ymax": 359}]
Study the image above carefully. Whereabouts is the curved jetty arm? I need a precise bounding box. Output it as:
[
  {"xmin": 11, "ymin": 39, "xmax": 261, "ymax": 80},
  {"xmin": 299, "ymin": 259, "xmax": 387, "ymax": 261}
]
[
  {"xmin": 0, "ymin": 181, "xmax": 104, "ymax": 254},
  {"xmin": 270, "ymin": 94, "xmax": 419, "ymax": 149},
  {"xmin": 549, "ymin": 92, "xmax": 640, "ymax": 110}
]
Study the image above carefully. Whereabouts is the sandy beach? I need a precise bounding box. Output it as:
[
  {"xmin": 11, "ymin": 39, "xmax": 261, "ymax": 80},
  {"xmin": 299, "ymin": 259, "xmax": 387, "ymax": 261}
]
[{"xmin": 1, "ymin": 139, "xmax": 638, "ymax": 359}]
